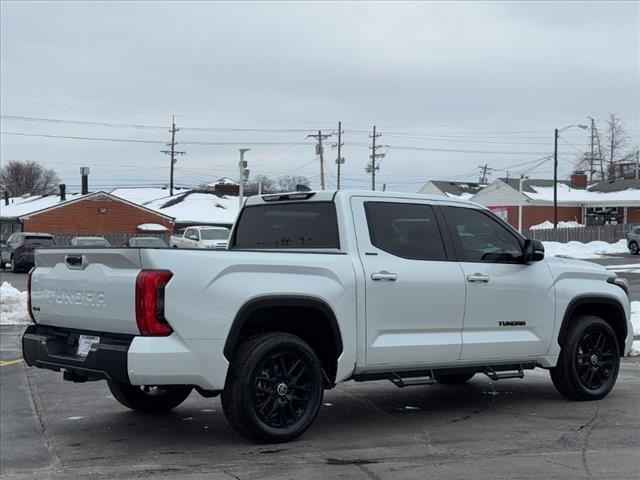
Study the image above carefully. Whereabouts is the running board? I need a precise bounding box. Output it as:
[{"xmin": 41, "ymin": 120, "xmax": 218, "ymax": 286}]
[
  {"xmin": 483, "ymin": 365, "xmax": 524, "ymax": 381},
  {"xmin": 389, "ymin": 370, "xmax": 435, "ymax": 388}
]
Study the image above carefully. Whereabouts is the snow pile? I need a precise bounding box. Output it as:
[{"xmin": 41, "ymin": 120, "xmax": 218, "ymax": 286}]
[
  {"xmin": 531, "ymin": 220, "xmax": 584, "ymax": 230},
  {"xmin": 0, "ymin": 282, "xmax": 30, "ymax": 325},
  {"xmin": 542, "ymin": 240, "xmax": 628, "ymax": 259},
  {"xmin": 137, "ymin": 223, "xmax": 169, "ymax": 232}
]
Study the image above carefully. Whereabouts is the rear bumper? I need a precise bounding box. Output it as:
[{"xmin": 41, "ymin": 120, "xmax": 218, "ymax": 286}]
[
  {"xmin": 22, "ymin": 324, "xmax": 228, "ymax": 389},
  {"xmin": 22, "ymin": 324, "xmax": 132, "ymax": 383}
]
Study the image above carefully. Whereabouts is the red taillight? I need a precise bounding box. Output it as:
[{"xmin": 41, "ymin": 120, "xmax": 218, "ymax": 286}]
[
  {"xmin": 27, "ymin": 267, "xmax": 35, "ymax": 323},
  {"xmin": 135, "ymin": 270, "xmax": 173, "ymax": 336}
]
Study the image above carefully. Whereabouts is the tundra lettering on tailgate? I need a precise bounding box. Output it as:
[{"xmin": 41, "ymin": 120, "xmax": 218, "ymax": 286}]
[{"xmin": 41, "ymin": 288, "xmax": 107, "ymax": 307}]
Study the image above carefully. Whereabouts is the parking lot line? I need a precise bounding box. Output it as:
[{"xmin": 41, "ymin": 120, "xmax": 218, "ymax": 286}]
[{"xmin": 0, "ymin": 358, "xmax": 23, "ymax": 367}]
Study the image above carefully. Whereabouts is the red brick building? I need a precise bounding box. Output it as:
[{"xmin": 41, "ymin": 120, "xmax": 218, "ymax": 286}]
[{"xmin": 19, "ymin": 192, "xmax": 174, "ymax": 235}]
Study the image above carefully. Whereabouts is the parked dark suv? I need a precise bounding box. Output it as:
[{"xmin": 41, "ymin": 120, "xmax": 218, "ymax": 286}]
[{"xmin": 0, "ymin": 233, "xmax": 56, "ymax": 272}]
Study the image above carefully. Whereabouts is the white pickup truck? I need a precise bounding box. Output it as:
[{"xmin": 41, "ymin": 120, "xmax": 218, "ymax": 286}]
[
  {"xmin": 23, "ymin": 190, "xmax": 633, "ymax": 443},
  {"xmin": 169, "ymin": 225, "xmax": 230, "ymax": 250}
]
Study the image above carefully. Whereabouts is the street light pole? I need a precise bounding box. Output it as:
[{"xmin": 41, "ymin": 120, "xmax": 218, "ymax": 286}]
[
  {"xmin": 553, "ymin": 128, "xmax": 559, "ymax": 229},
  {"xmin": 239, "ymin": 148, "xmax": 250, "ymax": 209},
  {"xmin": 553, "ymin": 124, "xmax": 588, "ymax": 229}
]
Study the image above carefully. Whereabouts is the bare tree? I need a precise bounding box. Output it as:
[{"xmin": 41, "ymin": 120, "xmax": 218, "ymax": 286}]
[
  {"xmin": 276, "ymin": 175, "xmax": 310, "ymax": 192},
  {"xmin": 0, "ymin": 160, "xmax": 61, "ymax": 197},
  {"xmin": 245, "ymin": 175, "xmax": 277, "ymax": 195},
  {"xmin": 604, "ymin": 112, "xmax": 629, "ymax": 166}
]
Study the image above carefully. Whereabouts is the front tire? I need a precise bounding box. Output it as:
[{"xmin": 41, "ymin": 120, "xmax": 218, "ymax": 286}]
[
  {"xmin": 10, "ymin": 257, "xmax": 19, "ymax": 273},
  {"xmin": 550, "ymin": 315, "xmax": 620, "ymax": 401},
  {"xmin": 629, "ymin": 241, "xmax": 639, "ymax": 255},
  {"xmin": 107, "ymin": 381, "xmax": 192, "ymax": 413},
  {"xmin": 221, "ymin": 332, "xmax": 324, "ymax": 443}
]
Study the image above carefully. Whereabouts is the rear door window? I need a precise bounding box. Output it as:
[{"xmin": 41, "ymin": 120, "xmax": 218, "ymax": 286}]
[
  {"xmin": 233, "ymin": 202, "xmax": 340, "ymax": 249},
  {"xmin": 364, "ymin": 202, "xmax": 447, "ymax": 260}
]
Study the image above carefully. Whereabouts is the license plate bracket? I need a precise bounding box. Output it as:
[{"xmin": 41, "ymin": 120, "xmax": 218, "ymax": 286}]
[{"xmin": 76, "ymin": 334, "xmax": 101, "ymax": 358}]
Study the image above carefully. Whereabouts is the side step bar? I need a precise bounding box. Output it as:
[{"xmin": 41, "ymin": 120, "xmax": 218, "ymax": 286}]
[
  {"xmin": 389, "ymin": 370, "xmax": 435, "ymax": 388},
  {"xmin": 483, "ymin": 364, "xmax": 525, "ymax": 381},
  {"xmin": 351, "ymin": 362, "xmax": 535, "ymax": 387}
]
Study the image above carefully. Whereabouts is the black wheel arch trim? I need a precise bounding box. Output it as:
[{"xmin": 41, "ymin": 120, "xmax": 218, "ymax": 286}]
[
  {"xmin": 223, "ymin": 295, "xmax": 344, "ymax": 360},
  {"xmin": 558, "ymin": 295, "xmax": 627, "ymax": 350}
]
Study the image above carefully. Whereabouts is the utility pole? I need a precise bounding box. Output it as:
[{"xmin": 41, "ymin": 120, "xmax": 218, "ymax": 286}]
[
  {"xmin": 334, "ymin": 121, "xmax": 345, "ymax": 190},
  {"xmin": 635, "ymin": 150, "xmax": 639, "ymax": 180},
  {"xmin": 478, "ymin": 164, "xmax": 493, "ymax": 184},
  {"xmin": 368, "ymin": 125, "xmax": 384, "ymax": 191},
  {"xmin": 307, "ymin": 130, "xmax": 331, "ymax": 190},
  {"xmin": 238, "ymin": 148, "xmax": 250, "ymax": 208},
  {"xmin": 588, "ymin": 117, "xmax": 596, "ymax": 181},
  {"xmin": 161, "ymin": 116, "xmax": 185, "ymax": 196}
]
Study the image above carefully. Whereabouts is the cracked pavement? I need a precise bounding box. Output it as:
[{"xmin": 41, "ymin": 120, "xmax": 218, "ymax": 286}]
[{"xmin": 1, "ymin": 325, "xmax": 639, "ymax": 480}]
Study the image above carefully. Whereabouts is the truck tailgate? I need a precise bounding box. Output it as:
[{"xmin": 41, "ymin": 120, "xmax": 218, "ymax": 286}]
[{"xmin": 31, "ymin": 249, "xmax": 142, "ymax": 335}]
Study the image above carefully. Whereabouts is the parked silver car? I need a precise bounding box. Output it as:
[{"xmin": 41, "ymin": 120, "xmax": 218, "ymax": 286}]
[
  {"xmin": 69, "ymin": 236, "xmax": 111, "ymax": 247},
  {"xmin": 628, "ymin": 226, "xmax": 640, "ymax": 254}
]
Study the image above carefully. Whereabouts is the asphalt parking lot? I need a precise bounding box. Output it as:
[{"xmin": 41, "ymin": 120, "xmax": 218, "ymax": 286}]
[{"xmin": 1, "ymin": 254, "xmax": 639, "ymax": 479}]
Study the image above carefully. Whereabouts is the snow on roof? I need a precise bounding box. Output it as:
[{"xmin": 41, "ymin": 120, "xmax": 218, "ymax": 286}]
[
  {"xmin": 0, "ymin": 193, "xmax": 85, "ymax": 218},
  {"xmin": 109, "ymin": 187, "xmax": 177, "ymax": 204},
  {"xmin": 207, "ymin": 177, "xmax": 239, "ymax": 186},
  {"xmin": 525, "ymin": 183, "xmax": 640, "ymax": 205},
  {"xmin": 143, "ymin": 191, "xmax": 239, "ymax": 225},
  {"xmin": 137, "ymin": 223, "xmax": 169, "ymax": 231},
  {"xmin": 429, "ymin": 181, "xmax": 486, "ymax": 197}
]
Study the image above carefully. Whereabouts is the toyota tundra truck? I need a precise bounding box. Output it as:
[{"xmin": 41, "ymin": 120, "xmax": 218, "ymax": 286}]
[{"xmin": 22, "ymin": 190, "xmax": 633, "ymax": 443}]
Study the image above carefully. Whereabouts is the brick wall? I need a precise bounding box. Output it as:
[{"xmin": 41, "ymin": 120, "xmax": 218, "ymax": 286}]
[
  {"xmin": 498, "ymin": 205, "xmax": 583, "ymax": 230},
  {"xmin": 22, "ymin": 196, "xmax": 174, "ymax": 234},
  {"xmin": 627, "ymin": 207, "xmax": 640, "ymax": 224}
]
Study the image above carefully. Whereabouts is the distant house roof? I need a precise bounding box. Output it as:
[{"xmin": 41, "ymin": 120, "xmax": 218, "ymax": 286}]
[
  {"xmin": 1, "ymin": 192, "xmax": 87, "ymax": 219},
  {"xmin": 418, "ymin": 180, "xmax": 486, "ymax": 199},
  {"xmin": 141, "ymin": 190, "xmax": 239, "ymax": 225},
  {"xmin": 470, "ymin": 177, "xmax": 640, "ymax": 207},
  {"xmin": 588, "ymin": 178, "xmax": 640, "ymax": 193},
  {"xmin": 14, "ymin": 191, "xmax": 175, "ymax": 221},
  {"xmin": 207, "ymin": 177, "xmax": 239, "ymax": 186}
]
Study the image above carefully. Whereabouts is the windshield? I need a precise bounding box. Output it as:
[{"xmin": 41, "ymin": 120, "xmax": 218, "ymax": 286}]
[
  {"xmin": 233, "ymin": 202, "xmax": 340, "ymax": 249},
  {"xmin": 74, "ymin": 238, "xmax": 110, "ymax": 246},
  {"xmin": 200, "ymin": 229, "xmax": 229, "ymax": 240},
  {"xmin": 131, "ymin": 237, "xmax": 166, "ymax": 247},
  {"xmin": 24, "ymin": 236, "xmax": 55, "ymax": 247}
]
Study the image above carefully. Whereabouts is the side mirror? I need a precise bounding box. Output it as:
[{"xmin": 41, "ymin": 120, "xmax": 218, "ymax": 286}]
[{"xmin": 524, "ymin": 238, "xmax": 545, "ymax": 263}]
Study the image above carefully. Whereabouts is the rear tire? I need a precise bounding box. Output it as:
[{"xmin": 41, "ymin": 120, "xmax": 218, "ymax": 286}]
[
  {"xmin": 550, "ymin": 315, "xmax": 620, "ymax": 401},
  {"xmin": 435, "ymin": 373, "xmax": 475, "ymax": 384},
  {"xmin": 629, "ymin": 241, "xmax": 639, "ymax": 255},
  {"xmin": 221, "ymin": 332, "xmax": 324, "ymax": 443},
  {"xmin": 107, "ymin": 381, "xmax": 192, "ymax": 413}
]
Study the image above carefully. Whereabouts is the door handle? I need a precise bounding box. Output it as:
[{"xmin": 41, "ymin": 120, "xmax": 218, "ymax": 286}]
[
  {"xmin": 467, "ymin": 273, "xmax": 489, "ymax": 283},
  {"xmin": 371, "ymin": 271, "xmax": 398, "ymax": 281}
]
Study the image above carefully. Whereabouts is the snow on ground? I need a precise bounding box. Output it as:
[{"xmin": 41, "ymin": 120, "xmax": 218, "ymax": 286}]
[
  {"xmin": 605, "ymin": 263, "xmax": 640, "ymax": 274},
  {"xmin": 542, "ymin": 240, "xmax": 628, "ymax": 259},
  {"xmin": 531, "ymin": 220, "xmax": 584, "ymax": 230},
  {"xmin": 0, "ymin": 282, "xmax": 30, "ymax": 325},
  {"xmin": 137, "ymin": 223, "xmax": 169, "ymax": 231}
]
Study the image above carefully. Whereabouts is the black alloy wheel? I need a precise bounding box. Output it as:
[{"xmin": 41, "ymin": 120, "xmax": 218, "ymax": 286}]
[
  {"xmin": 550, "ymin": 316, "xmax": 620, "ymax": 401},
  {"xmin": 221, "ymin": 332, "xmax": 324, "ymax": 443}
]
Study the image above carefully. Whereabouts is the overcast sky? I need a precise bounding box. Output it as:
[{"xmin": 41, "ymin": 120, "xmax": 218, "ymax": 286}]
[{"xmin": 1, "ymin": 1, "xmax": 638, "ymax": 193}]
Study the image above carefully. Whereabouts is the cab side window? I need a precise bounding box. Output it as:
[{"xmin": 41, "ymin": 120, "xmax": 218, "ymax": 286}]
[
  {"xmin": 364, "ymin": 202, "xmax": 446, "ymax": 261},
  {"xmin": 443, "ymin": 206, "xmax": 523, "ymax": 263}
]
